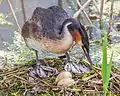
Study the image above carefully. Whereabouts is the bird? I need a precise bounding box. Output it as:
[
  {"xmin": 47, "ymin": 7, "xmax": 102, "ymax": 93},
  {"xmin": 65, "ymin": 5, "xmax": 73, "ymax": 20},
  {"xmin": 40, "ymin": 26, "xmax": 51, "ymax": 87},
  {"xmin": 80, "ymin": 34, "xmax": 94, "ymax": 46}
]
[{"xmin": 21, "ymin": 6, "xmax": 92, "ymax": 77}]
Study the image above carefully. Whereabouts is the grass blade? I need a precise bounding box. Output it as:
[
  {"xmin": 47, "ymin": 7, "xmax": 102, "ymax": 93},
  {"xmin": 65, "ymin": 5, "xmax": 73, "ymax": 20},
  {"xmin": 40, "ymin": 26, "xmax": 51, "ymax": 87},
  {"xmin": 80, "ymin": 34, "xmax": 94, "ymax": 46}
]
[
  {"xmin": 101, "ymin": 30, "xmax": 113, "ymax": 95},
  {"xmin": 102, "ymin": 30, "xmax": 107, "ymax": 86},
  {"xmin": 106, "ymin": 51, "xmax": 113, "ymax": 86}
]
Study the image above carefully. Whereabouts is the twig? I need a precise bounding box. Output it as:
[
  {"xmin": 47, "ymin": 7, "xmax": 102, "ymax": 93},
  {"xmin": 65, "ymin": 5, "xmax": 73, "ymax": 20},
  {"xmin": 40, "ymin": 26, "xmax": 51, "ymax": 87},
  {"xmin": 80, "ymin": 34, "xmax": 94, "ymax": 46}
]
[
  {"xmin": 92, "ymin": 0, "xmax": 100, "ymax": 14},
  {"xmin": 7, "ymin": 0, "xmax": 21, "ymax": 31},
  {"xmin": 82, "ymin": 59, "xmax": 101, "ymax": 75},
  {"xmin": 112, "ymin": 83, "xmax": 120, "ymax": 93},
  {"xmin": 37, "ymin": 78, "xmax": 50, "ymax": 86},
  {"xmin": 11, "ymin": 74, "xmax": 27, "ymax": 81},
  {"xmin": 99, "ymin": 0, "xmax": 104, "ymax": 29},
  {"xmin": 83, "ymin": 73, "xmax": 97, "ymax": 81},
  {"xmin": 107, "ymin": 0, "xmax": 115, "ymax": 35},
  {"xmin": 89, "ymin": 80, "xmax": 103, "ymax": 84},
  {"xmin": 76, "ymin": 0, "xmax": 93, "ymax": 25},
  {"xmin": 20, "ymin": 0, "xmax": 26, "ymax": 23},
  {"xmin": 1, "ymin": 69, "xmax": 19, "ymax": 76},
  {"xmin": 73, "ymin": 0, "xmax": 92, "ymax": 18},
  {"xmin": 67, "ymin": 88, "xmax": 81, "ymax": 92},
  {"xmin": 110, "ymin": 74, "xmax": 120, "ymax": 81},
  {"xmin": 84, "ymin": 90, "xmax": 103, "ymax": 94}
]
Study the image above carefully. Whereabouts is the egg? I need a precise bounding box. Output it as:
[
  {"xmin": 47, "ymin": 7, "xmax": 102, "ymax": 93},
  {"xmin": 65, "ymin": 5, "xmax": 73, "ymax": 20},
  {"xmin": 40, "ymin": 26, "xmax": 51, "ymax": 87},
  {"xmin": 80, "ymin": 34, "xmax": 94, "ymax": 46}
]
[
  {"xmin": 56, "ymin": 71, "xmax": 75, "ymax": 87},
  {"xmin": 56, "ymin": 71, "xmax": 72, "ymax": 83}
]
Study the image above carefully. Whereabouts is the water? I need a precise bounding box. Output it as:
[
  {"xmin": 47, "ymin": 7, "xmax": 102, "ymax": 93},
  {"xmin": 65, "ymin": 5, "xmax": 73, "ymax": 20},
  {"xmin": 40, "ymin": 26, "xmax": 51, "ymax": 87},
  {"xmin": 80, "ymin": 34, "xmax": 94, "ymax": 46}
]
[
  {"xmin": 0, "ymin": 0, "xmax": 74, "ymax": 50},
  {"xmin": 0, "ymin": 0, "xmax": 120, "ymax": 67}
]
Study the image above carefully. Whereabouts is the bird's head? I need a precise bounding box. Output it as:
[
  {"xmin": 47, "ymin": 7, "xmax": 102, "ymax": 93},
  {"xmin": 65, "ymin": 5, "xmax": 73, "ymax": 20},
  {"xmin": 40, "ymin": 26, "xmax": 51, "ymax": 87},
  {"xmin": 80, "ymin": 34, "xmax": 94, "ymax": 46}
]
[{"xmin": 62, "ymin": 18, "xmax": 93, "ymax": 65}]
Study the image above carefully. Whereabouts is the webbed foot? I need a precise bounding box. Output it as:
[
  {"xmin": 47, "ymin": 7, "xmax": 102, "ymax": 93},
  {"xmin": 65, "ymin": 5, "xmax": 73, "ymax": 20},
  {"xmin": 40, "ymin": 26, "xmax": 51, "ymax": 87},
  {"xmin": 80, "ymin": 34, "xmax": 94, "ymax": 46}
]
[{"xmin": 29, "ymin": 61, "xmax": 58, "ymax": 79}]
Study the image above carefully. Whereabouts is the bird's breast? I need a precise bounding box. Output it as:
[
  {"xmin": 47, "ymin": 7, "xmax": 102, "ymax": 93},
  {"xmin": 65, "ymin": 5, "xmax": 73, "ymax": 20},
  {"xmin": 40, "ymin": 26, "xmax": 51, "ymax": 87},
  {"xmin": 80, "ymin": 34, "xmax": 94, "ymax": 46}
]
[{"xmin": 25, "ymin": 34, "xmax": 73, "ymax": 54}]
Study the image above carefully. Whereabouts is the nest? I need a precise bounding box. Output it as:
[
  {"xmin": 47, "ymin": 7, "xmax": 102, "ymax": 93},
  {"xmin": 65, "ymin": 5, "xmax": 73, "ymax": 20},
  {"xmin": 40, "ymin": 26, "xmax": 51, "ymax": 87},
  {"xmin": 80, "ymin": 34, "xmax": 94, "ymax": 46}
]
[{"xmin": 0, "ymin": 58, "xmax": 120, "ymax": 95}]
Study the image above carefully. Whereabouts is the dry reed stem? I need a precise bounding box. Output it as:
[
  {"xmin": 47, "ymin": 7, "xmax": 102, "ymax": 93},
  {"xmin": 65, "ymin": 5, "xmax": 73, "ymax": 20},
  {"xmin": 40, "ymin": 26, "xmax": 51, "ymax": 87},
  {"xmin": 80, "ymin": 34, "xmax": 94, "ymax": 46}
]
[
  {"xmin": 7, "ymin": 0, "xmax": 21, "ymax": 31},
  {"xmin": 108, "ymin": 0, "xmax": 115, "ymax": 35},
  {"xmin": 76, "ymin": 0, "xmax": 92, "ymax": 25},
  {"xmin": 73, "ymin": 0, "xmax": 92, "ymax": 18},
  {"xmin": 20, "ymin": 0, "xmax": 26, "ymax": 23}
]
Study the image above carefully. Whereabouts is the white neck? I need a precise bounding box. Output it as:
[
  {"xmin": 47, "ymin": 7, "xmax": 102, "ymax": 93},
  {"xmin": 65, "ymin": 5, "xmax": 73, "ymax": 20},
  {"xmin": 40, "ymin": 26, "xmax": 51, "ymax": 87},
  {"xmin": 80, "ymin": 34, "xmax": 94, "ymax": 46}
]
[{"xmin": 63, "ymin": 22, "xmax": 72, "ymax": 36}]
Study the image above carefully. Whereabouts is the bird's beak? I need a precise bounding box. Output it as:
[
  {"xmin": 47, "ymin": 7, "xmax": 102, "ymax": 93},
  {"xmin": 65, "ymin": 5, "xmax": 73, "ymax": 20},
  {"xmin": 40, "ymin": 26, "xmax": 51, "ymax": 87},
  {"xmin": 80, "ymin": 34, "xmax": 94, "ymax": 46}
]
[
  {"xmin": 81, "ymin": 46, "xmax": 93, "ymax": 65},
  {"xmin": 71, "ymin": 31, "xmax": 93, "ymax": 65}
]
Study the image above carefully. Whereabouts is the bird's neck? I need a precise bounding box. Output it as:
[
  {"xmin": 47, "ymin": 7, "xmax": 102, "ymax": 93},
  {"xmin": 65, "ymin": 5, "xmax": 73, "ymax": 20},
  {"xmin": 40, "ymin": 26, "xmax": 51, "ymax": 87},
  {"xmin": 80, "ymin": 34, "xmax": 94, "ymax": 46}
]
[{"xmin": 62, "ymin": 22, "xmax": 72, "ymax": 36}]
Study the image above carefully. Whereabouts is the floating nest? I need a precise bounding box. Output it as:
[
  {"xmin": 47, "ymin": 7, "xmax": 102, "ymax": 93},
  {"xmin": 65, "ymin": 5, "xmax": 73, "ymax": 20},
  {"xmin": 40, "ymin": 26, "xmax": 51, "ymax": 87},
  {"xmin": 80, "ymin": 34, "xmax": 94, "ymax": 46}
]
[{"xmin": 0, "ymin": 58, "xmax": 120, "ymax": 96}]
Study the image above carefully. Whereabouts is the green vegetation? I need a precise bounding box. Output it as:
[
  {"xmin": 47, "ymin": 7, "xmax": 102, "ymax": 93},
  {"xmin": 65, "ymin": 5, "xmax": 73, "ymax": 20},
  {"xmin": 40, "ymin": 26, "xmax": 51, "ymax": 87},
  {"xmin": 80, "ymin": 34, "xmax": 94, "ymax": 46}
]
[
  {"xmin": 101, "ymin": 30, "xmax": 113, "ymax": 95},
  {"xmin": 0, "ymin": 32, "xmax": 35, "ymax": 65},
  {"xmin": 0, "ymin": 0, "xmax": 120, "ymax": 95},
  {"xmin": 0, "ymin": 13, "xmax": 13, "ymax": 25}
]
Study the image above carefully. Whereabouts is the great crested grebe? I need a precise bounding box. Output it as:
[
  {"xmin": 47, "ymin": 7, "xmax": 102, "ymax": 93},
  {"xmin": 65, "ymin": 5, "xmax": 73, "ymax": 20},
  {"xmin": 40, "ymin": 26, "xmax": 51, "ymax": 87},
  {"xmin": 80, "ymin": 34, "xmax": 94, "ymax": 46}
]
[{"xmin": 21, "ymin": 6, "xmax": 92, "ymax": 77}]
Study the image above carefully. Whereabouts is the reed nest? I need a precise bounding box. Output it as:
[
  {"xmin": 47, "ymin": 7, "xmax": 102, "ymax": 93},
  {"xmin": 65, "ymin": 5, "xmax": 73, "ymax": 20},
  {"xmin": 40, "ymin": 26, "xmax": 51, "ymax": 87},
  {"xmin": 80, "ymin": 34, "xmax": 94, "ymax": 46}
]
[{"xmin": 0, "ymin": 58, "xmax": 120, "ymax": 95}]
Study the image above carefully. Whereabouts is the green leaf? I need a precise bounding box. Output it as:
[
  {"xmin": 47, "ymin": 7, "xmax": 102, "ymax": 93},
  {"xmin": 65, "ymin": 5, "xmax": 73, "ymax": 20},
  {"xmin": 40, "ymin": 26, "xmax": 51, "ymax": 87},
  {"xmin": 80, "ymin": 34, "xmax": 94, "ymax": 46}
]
[
  {"xmin": 101, "ymin": 30, "xmax": 113, "ymax": 95},
  {"xmin": 106, "ymin": 51, "xmax": 113, "ymax": 86},
  {"xmin": 101, "ymin": 30, "xmax": 107, "ymax": 85}
]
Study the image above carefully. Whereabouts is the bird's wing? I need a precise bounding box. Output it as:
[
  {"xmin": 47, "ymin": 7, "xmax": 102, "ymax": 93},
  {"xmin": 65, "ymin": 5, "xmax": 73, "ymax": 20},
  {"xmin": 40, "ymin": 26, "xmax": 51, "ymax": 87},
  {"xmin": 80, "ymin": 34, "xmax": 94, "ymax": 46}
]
[
  {"xmin": 21, "ymin": 7, "xmax": 47, "ymax": 39},
  {"xmin": 45, "ymin": 6, "xmax": 69, "ymax": 39},
  {"xmin": 21, "ymin": 21, "xmax": 30, "ymax": 38},
  {"xmin": 22, "ymin": 6, "xmax": 69, "ymax": 40},
  {"xmin": 48, "ymin": 6, "xmax": 69, "ymax": 30}
]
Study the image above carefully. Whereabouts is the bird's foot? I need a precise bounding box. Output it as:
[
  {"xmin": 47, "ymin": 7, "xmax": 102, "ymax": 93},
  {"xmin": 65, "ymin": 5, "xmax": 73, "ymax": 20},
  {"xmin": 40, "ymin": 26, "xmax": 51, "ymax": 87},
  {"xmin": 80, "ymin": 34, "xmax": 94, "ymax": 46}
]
[
  {"xmin": 64, "ymin": 61, "xmax": 90, "ymax": 73},
  {"xmin": 28, "ymin": 61, "xmax": 58, "ymax": 79},
  {"xmin": 64, "ymin": 61, "xmax": 81, "ymax": 73}
]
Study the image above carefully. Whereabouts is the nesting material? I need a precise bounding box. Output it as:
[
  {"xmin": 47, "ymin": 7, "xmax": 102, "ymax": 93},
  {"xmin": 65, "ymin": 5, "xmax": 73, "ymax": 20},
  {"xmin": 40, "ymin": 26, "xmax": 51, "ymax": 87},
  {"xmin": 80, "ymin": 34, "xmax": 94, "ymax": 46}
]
[
  {"xmin": 56, "ymin": 71, "xmax": 75, "ymax": 87},
  {"xmin": 0, "ymin": 59, "xmax": 120, "ymax": 94},
  {"xmin": 57, "ymin": 78, "xmax": 75, "ymax": 87}
]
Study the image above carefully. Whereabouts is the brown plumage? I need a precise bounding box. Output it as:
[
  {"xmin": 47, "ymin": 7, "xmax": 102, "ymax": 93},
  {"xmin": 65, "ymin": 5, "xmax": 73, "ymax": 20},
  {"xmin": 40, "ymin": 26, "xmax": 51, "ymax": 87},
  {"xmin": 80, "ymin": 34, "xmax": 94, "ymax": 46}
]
[{"xmin": 21, "ymin": 6, "xmax": 92, "ymax": 77}]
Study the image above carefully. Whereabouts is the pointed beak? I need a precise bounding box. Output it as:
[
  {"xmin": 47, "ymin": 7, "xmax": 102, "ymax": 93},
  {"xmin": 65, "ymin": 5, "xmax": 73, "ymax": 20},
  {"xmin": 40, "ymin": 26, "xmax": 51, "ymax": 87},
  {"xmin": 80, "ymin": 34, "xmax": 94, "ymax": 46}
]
[
  {"xmin": 71, "ymin": 31, "xmax": 93, "ymax": 65},
  {"xmin": 81, "ymin": 46, "xmax": 93, "ymax": 65},
  {"xmin": 68, "ymin": 27, "xmax": 93, "ymax": 65},
  {"xmin": 67, "ymin": 20, "xmax": 93, "ymax": 65},
  {"xmin": 71, "ymin": 32, "xmax": 92, "ymax": 65}
]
